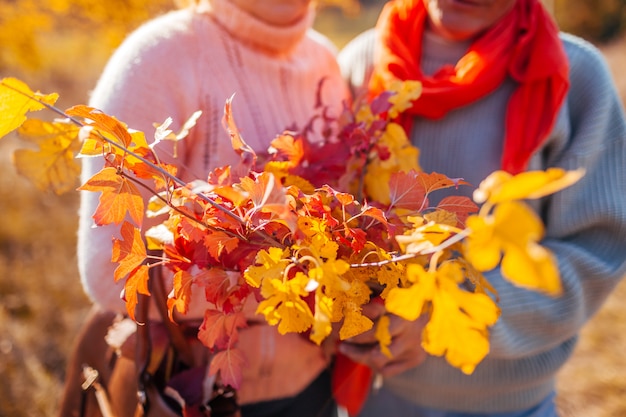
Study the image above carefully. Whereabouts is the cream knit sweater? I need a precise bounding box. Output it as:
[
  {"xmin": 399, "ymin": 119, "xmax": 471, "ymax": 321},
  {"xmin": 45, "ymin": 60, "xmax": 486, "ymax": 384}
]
[{"xmin": 78, "ymin": 0, "xmax": 348, "ymax": 404}]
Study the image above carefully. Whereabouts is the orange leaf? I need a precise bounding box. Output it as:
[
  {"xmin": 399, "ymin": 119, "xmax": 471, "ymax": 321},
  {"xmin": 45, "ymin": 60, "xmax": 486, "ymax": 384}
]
[
  {"xmin": 209, "ymin": 347, "xmax": 247, "ymax": 389},
  {"xmin": 121, "ymin": 265, "xmax": 150, "ymax": 322},
  {"xmin": 111, "ymin": 221, "xmax": 147, "ymax": 283},
  {"xmin": 198, "ymin": 309, "xmax": 247, "ymax": 350},
  {"xmin": 268, "ymin": 133, "xmax": 305, "ymax": 168},
  {"xmin": 416, "ymin": 171, "xmax": 470, "ymax": 195},
  {"xmin": 78, "ymin": 166, "xmax": 144, "ymax": 227},
  {"xmin": 167, "ymin": 270, "xmax": 194, "ymax": 318},
  {"xmin": 222, "ymin": 95, "xmax": 256, "ymax": 166},
  {"xmin": 66, "ymin": 105, "xmax": 133, "ymax": 148},
  {"xmin": 205, "ymin": 231, "xmax": 240, "ymax": 260}
]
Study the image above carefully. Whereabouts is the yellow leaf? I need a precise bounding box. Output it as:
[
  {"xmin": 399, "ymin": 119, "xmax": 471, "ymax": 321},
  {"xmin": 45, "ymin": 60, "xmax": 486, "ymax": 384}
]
[
  {"xmin": 363, "ymin": 122, "xmax": 420, "ymax": 205},
  {"xmin": 339, "ymin": 306, "xmax": 373, "ymax": 340},
  {"xmin": 465, "ymin": 202, "xmax": 562, "ymax": 296},
  {"xmin": 310, "ymin": 292, "xmax": 334, "ymax": 346},
  {"xmin": 385, "ymin": 264, "xmax": 434, "ymax": 321},
  {"xmin": 474, "ymin": 168, "xmax": 585, "ymax": 205},
  {"xmin": 501, "ymin": 243, "xmax": 561, "ymax": 296},
  {"xmin": 256, "ymin": 272, "xmax": 314, "ymax": 334},
  {"xmin": 0, "ymin": 78, "xmax": 58, "ymax": 139},
  {"xmin": 423, "ymin": 289, "xmax": 493, "ymax": 374},
  {"xmin": 375, "ymin": 315, "xmax": 392, "ymax": 358},
  {"xmin": 396, "ymin": 221, "xmax": 456, "ymax": 255},
  {"xmin": 387, "ymin": 80, "xmax": 422, "ymax": 119},
  {"xmin": 243, "ymin": 247, "xmax": 289, "ymax": 288},
  {"xmin": 14, "ymin": 119, "xmax": 81, "ymax": 194}
]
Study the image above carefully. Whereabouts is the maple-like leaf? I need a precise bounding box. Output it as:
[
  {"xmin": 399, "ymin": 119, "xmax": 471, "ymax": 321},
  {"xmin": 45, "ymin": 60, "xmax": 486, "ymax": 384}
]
[
  {"xmin": 204, "ymin": 230, "xmax": 240, "ymax": 261},
  {"xmin": 209, "ymin": 347, "xmax": 247, "ymax": 389},
  {"xmin": 423, "ymin": 287, "xmax": 497, "ymax": 374},
  {"xmin": 78, "ymin": 166, "xmax": 144, "ymax": 227},
  {"xmin": 244, "ymin": 247, "xmax": 290, "ymax": 288},
  {"xmin": 121, "ymin": 265, "xmax": 150, "ymax": 322},
  {"xmin": 339, "ymin": 304, "xmax": 373, "ymax": 340},
  {"xmin": 386, "ymin": 261, "xmax": 499, "ymax": 374},
  {"xmin": 198, "ymin": 309, "xmax": 247, "ymax": 351},
  {"xmin": 436, "ymin": 196, "xmax": 479, "ymax": 226},
  {"xmin": 464, "ymin": 201, "xmax": 562, "ymax": 296},
  {"xmin": 0, "ymin": 77, "xmax": 58, "ymax": 139},
  {"xmin": 66, "ymin": 105, "xmax": 133, "ymax": 149},
  {"xmin": 396, "ymin": 218, "xmax": 458, "ymax": 255},
  {"xmin": 112, "ymin": 222, "xmax": 149, "ymax": 321},
  {"xmin": 473, "ymin": 168, "xmax": 585, "ymax": 205},
  {"xmin": 388, "ymin": 170, "xmax": 428, "ymax": 211},
  {"xmin": 14, "ymin": 119, "xmax": 81, "ymax": 194},
  {"xmin": 166, "ymin": 270, "xmax": 194, "ymax": 318},
  {"xmin": 256, "ymin": 271, "xmax": 314, "ymax": 334},
  {"xmin": 385, "ymin": 263, "xmax": 434, "ymax": 321},
  {"xmin": 111, "ymin": 221, "xmax": 147, "ymax": 283},
  {"xmin": 239, "ymin": 172, "xmax": 297, "ymax": 231}
]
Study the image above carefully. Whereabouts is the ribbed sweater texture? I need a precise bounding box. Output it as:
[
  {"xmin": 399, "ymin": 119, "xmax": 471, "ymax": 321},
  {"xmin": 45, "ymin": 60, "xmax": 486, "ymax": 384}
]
[
  {"xmin": 338, "ymin": 29, "xmax": 626, "ymax": 414},
  {"xmin": 77, "ymin": 0, "xmax": 348, "ymax": 404}
]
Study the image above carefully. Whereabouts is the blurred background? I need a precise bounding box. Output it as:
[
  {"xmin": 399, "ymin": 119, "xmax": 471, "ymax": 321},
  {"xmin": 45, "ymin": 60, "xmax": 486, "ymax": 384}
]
[{"xmin": 0, "ymin": 1, "xmax": 624, "ymax": 416}]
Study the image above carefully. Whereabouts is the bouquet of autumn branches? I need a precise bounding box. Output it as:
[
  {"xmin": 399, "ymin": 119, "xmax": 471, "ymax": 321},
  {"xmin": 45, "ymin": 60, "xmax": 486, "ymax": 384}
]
[{"xmin": 0, "ymin": 78, "xmax": 584, "ymax": 397}]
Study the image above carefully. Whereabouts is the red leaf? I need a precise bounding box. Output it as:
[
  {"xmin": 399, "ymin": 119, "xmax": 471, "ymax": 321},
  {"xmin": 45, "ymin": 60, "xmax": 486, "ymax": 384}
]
[
  {"xmin": 209, "ymin": 347, "xmax": 247, "ymax": 389},
  {"xmin": 388, "ymin": 170, "xmax": 427, "ymax": 211},
  {"xmin": 198, "ymin": 309, "xmax": 247, "ymax": 350},
  {"xmin": 437, "ymin": 196, "xmax": 479, "ymax": 226}
]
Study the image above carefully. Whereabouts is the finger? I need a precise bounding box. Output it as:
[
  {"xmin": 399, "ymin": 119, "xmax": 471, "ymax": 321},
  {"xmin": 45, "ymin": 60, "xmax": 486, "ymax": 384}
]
[
  {"xmin": 361, "ymin": 300, "xmax": 385, "ymax": 320},
  {"xmin": 337, "ymin": 341, "xmax": 379, "ymax": 367}
]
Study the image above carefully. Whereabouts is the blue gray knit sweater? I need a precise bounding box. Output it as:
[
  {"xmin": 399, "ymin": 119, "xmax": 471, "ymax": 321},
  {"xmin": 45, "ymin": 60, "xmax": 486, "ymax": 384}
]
[{"xmin": 338, "ymin": 29, "xmax": 626, "ymax": 413}]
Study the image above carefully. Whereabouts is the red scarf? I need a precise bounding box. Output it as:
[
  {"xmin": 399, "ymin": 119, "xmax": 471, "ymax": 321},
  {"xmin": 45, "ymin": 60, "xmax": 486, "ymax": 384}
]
[{"xmin": 369, "ymin": 0, "xmax": 569, "ymax": 174}]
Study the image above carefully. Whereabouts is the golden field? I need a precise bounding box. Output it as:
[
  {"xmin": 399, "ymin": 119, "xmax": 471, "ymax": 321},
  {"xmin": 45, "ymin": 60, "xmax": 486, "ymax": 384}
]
[{"xmin": 0, "ymin": 4, "xmax": 625, "ymax": 417}]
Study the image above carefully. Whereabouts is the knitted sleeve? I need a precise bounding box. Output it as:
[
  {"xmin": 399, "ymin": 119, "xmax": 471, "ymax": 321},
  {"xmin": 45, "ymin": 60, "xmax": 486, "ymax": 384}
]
[
  {"xmin": 487, "ymin": 34, "xmax": 626, "ymax": 358},
  {"xmin": 78, "ymin": 10, "xmax": 200, "ymax": 313},
  {"xmin": 337, "ymin": 28, "xmax": 376, "ymax": 99}
]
